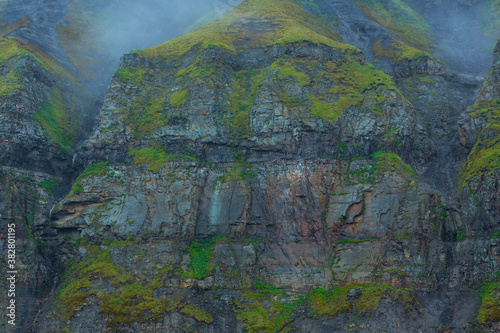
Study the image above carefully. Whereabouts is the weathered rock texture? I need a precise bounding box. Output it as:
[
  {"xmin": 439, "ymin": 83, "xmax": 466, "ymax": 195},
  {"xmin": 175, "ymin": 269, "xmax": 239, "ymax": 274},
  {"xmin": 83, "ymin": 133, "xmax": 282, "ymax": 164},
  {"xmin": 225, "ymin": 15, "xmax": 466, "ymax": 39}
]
[{"xmin": 1, "ymin": 0, "xmax": 500, "ymax": 332}]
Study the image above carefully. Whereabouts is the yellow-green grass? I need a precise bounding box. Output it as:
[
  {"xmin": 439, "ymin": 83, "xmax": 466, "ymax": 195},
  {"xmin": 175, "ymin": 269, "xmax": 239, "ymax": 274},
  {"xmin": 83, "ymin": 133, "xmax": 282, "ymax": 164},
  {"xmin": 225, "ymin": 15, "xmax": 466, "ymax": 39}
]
[
  {"xmin": 55, "ymin": 239, "xmax": 210, "ymax": 328},
  {"xmin": 128, "ymin": 148, "xmax": 179, "ymax": 172},
  {"xmin": 0, "ymin": 37, "xmax": 82, "ymax": 151},
  {"xmin": 0, "ymin": 37, "xmax": 80, "ymax": 87},
  {"xmin": 373, "ymin": 39, "xmax": 435, "ymax": 63},
  {"xmin": 135, "ymin": 0, "xmax": 359, "ymax": 60},
  {"xmin": 67, "ymin": 162, "xmax": 110, "ymax": 196},
  {"xmin": 180, "ymin": 305, "xmax": 214, "ymax": 323},
  {"xmin": 55, "ymin": 239, "xmax": 135, "ymax": 320},
  {"xmin": 35, "ymin": 89, "xmax": 79, "ymax": 153},
  {"xmin": 372, "ymin": 151, "xmax": 416, "ymax": 176},
  {"xmin": 459, "ymin": 99, "xmax": 500, "ymax": 188},
  {"xmin": 477, "ymin": 281, "xmax": 500, "ymax": 324},
  {"xmin": 309, "ymin": 283, "xmax": 416, "ymax": 316}
]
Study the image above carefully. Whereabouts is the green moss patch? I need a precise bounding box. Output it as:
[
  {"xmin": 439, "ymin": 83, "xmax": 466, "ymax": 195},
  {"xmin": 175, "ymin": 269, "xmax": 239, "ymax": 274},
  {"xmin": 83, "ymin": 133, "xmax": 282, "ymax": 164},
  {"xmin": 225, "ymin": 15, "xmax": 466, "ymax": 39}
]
[
  {"xmin": 226, "ymin": 68, "xmax": 266, "ymax": 138},
  {"xmin": 236, "ymin": 293, "xmax": 297, "ymax": 333},
  {"xmin": 38, "ymin": 179, "xmax": 59, "ymax": 193},
  {"xmin": 121, "ymin": 91, "xmax": 169, "ymax": 138},
  {"xmin": 324, "ymin": 60, "xmax": 398, "ymax": 116},
  {"xmin": 309, "ymin": 283, "xmax": 416, "ymax": 317},
  {"xmin": 54, "ymin": 239, "xmax": 214, "ymax": 328},
  {"xmin": 478, "ymin": 279, "xmax": 500, "ymax": 324},
  {"xmin": 0, "ymin": 37, "xmax": 83, "ymax": 151},
  {"xmin": 116, "ymin": 66, "xmax": 148, "ymax": 84},
  {"xmin": 184, "ymin": 236, "xmax": 223, "ymax": 279},
  {"xmin": 135, "ymin": 0, "xmax": 357, "ymax": 60},
  {"xmin": 373, "ymin": 39, "xmax": 435, "ymax": 63},
  {"xmin": 128, "ymin": 148, "xmax": 180, "ymax": 172},
  {"xmin": 170, "ymin": 88, "xmax": 189, "ymax": 108},
  {"xmin": 225, "ymin": 55, "xmax": 399, "ymax": 138},
  {"xmin": 67, "ymin": 162, "xmax": 110, "ymax": 196},
  {"xmin": 180, "ymin": 305, "xmax": 214, "ymax": 323},
  {"xmin": 35, "ymin": 89, "xmax": 79, "ymax": 153},
  {"xmin": 55, "ymin": 239, "xmax": 135, "ymax": 320},
  {"xmin": 459, "ymin": 99, "xmax": 500, "ymax": 188},
  {"xmin": 99, "ymin": 283, "xmax": 171, "ymax": 327},
  {"xmin": 0, "ymin": 37, "xmax": 79, "ymax": 85},
  {"xmin": 372, "ymin": 151, "xmax": 416, "ymax": 176}
]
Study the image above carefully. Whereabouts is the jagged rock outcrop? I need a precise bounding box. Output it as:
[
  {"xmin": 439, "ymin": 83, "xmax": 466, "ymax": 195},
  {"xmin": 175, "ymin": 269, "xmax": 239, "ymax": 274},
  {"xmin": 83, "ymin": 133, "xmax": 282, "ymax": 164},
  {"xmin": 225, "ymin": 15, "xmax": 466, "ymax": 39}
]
[
  {"xmin": 1, "ymin": 0, "xmax": 500, "ymax": 332},
  {"xmin": 458, "ymin": 38, "xmax": 500, "ymax": 233}
]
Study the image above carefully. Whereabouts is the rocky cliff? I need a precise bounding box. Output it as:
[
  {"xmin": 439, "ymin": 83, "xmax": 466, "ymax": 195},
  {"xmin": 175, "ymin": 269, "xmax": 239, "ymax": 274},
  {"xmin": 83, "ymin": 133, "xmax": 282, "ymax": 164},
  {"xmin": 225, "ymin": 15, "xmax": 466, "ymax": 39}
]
[{"xmin": 1, "ymin": 0, "xmax": 500, "ymax": 332}]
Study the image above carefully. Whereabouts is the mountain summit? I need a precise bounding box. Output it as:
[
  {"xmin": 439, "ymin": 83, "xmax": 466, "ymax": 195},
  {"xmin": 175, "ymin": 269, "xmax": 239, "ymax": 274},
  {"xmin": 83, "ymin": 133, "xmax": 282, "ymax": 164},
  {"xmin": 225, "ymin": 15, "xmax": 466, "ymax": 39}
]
[{"xmin": 1, "ymin": 0, "xmax": 499, "ymax": 332}]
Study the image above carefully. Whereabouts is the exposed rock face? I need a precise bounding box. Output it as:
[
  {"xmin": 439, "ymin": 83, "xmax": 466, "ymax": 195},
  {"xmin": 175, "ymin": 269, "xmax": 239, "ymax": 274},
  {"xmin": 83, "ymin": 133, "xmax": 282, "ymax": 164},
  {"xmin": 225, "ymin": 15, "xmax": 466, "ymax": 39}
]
[
  {"xmin": 458, "ymin": 38, "xmax": 500, "ymax": 234},
  {"xmin": 1, "ymin": 0, "xmax": 500, "ymax": 332}
]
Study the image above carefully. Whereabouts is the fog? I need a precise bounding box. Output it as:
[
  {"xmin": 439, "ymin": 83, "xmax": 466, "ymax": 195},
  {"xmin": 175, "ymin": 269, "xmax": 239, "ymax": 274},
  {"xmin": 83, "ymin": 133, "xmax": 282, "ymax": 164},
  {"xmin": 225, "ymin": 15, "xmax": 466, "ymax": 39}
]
[
  {"xmin": 97, "ymin": 0, "xmax": 242, "ymax": 60},
  {"xmin": 1, "ymin": 0, "xmax": 497, "ymax": 80},
  {"xmin": 413, "ymin": 0, "xmax": 499, "ymax": 76}
]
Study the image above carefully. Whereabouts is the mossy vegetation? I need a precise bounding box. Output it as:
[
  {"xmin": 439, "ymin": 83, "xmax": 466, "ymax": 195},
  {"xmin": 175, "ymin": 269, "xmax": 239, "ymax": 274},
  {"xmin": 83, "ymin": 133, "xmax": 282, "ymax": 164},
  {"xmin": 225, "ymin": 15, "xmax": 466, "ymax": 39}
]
[
  {"xmin": 354, "ymin": 0, "xmax": 433, "ymax": 50},
  {"xmin": 55, "ymin": 239, "xmax": 213, "ymax": 328},
  {"xmin": 99, "ymin": 283, "xmax": 171, "ymax": 327},
  {"xmin": 170, "ymin": 88, "xmax": 189, "ymax": 108},
  {"xmin": 459, "ymin": 99, "xmax": 500, "ymax": 188},
  {"xmin": 235, "ymin": 280, "xmax": 305, "ymax": 333},
  {"xmin": 184, "ymin": 236, "xmax": 223, "ymax": 279},
  {"xmin": 180, "ymin": 305, "xmax": 214, "ymax": 323},
  {"xmin": 135, "ymin": 0, "xmax": 358, "ymax": 60},
  {"xmin": 38, "ymin": 179, "xmax": 59, "ymax": 193},
  {"xmin": 120, "ymin": 90, "xmax": 169, "ymax": 138},
  {"xmin": 35, "ymin": 89, "xmax": 78, "ymax": 153},
  {"xmin": 372, "ymin": 151, "xmax": 416, "ymax": 176},
  {"xmin": 477, "ymin": 275, "xmax": 500, "ymax": 325},
  {"xmin": 235, "ymin": 281, "xmax": 416, "ymax": 332},
  {"xmin": 67, "ymin": 162, "xmax": 110, "ymax": 196},
  {"xmin": 225, "ymin": 55, "xmax": 399, "ymax": 137},
  {"xmin": 218, "ymin": 160, "xmax": 257, "ymax": 183},
  {"xmin": 0, "ymin": 37, "xmax": 82, "ymax": 151},
  {"xmin": 236, "ymin": 292, "xmax": 297, "ymax": 333},
  {"xmin": 0, "ymin": 37, "xmax": 80, "ymax": 85},
  {"xmin": 227, "ymin": 68, "xmax": 266, "ymax": 138},
  {"xmin": 116, "ymin": 66, "xmax": 148, "ymax": 84},
  {"xmin": 373, "ymin": 39, "xmax": 435, "ymax": 63},
  {"xmin": 323, "ymin": 60, "xmax": 398, "ymax": 117},
  {"xmin": 55, "ymin": 239, "xmax": 135, "ymax": 320},
  {"xmin": 175, "ymin": 57, "xmax": 221, "ymax": 84},
  {"xmin": 128, "ymin": 148, "xmax": 180, "ymax": 172},
  {"xmin": 309, "ymin": 283, "xmax": 417, "ymax": 317},
  {"xmin": 309, "ymin": 96, "xmax": 338, "ymax": 122}
]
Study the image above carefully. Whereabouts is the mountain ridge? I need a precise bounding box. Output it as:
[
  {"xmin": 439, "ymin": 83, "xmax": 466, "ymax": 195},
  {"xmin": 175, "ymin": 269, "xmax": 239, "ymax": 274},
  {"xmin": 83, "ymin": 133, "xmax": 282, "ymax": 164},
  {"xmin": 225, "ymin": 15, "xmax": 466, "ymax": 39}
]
[{"xmin": 0, "ymin": 0, "xmax": 500, "ymax": 332}]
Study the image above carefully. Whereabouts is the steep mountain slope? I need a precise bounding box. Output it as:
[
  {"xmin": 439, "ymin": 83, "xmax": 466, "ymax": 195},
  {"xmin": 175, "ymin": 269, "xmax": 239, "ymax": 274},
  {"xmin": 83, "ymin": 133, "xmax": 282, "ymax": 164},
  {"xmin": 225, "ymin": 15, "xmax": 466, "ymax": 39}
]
[
  {"xmin": 0, "ymin": 35, "xmax": 88, "ymax": 333},
  {"xmin": 1, "ymin": 0, "xmax": 500, "ymax": 332}
]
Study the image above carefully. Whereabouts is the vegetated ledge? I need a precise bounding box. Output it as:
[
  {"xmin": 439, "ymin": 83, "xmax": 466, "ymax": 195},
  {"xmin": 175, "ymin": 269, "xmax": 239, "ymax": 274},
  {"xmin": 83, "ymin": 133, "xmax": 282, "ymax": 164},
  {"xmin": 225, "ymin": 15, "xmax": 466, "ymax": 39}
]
[
  {"xmin": 0, "ymin": 36, "xmax": 84, "ymax": 153},
  {"xmin": 372, "ymin": 37, "xmax": 445, "ymax": 78},
  {"xmin": 110, "ymin": 42, "xmax": 407, "ymax": 144},
  {"xmin": 53, "ymin": 235, "xmax": 423, "ymax": 332},
  {"xmin": 458, "ymin": 100, "xmax": 500, "ymax": 189},
  {"xmin": 132, "ymin": 0, "xmax": 360, "ymax": 62}
]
